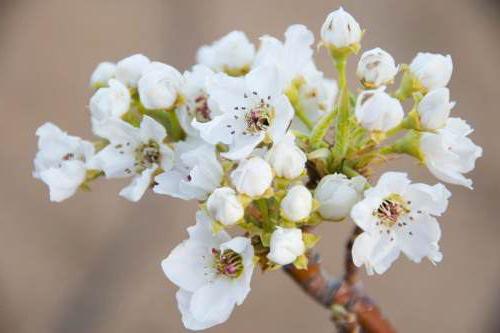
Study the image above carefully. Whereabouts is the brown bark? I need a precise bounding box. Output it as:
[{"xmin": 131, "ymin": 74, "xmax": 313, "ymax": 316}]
[{"xmin": 283, "ymin": 227, "xmax": 396, "ymax": 333}]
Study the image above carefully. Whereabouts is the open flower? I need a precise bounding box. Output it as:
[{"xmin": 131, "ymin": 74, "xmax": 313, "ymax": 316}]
[
  {"xmin": 254, "ymin": 25, "xmax": 336, "ymax": 132},
  {"xmin": 351, "ymin": 172, "xmax": 451, "ymax": 275},
  {"xmin": 115, "ymin": 54, "xmax": 151, "ymax": 87},
  {"xmin": 197, "ymin": 31, "xmax": 255, "ymax": 75},
  {"xmin": 33, "ymin": 123, "xmax": 95, "ymax": 202},
  {"xmin": 266, "ymin": 132, "xmax": 306, "ymax": 179},
  {"xmin": 409, "ymin": 53, "xmax": 453, "ymax": 91},
  {"xmin": 89, "ymin": 116, "xmax": 174, "ymax": 202},
  {"xmin": 162, "ymin": 211, "xmax": 254, "ymax": 331},
  {"xmin": 176, "ymin": 65, "xmax": 220, "ymax": 137},
  {"xmin": 194, "ymin": 66, "xmax": 294, "ymax": 160},
  {"xmin": 355, "ymin": 86, "xmax": 404, "ymax": 132},
  {"xmin": 138, "ymin": 62, "xmax": 183, "ymax": 110},
  {"xmin": 420, "ymin": 117, "xmax": 482, "ymax": 189},
  {"xmin": 207, "ymin": 187, "xmax": 244, "ymax": 226},
  {"xmin": 153, "ymin": 139, "xmax": 223, "ymax": 201},
  {"xmin": 417, "ymin": 87, "xmax": 455, "ymax": 130},
  {"xmin": 357, "ymin": 47, "xmax": 398, "ymax": 88},
  {"xmin": 267, "ymin": 227, "xmax": 305, "ymax": 265},
  {"xmin": 315, "ymin": 173, "xmax": 366, "ymax": 221},
  {"xmin": 230, "ymin": 156, "xmax": 273, "ymax": 197},
  {"xmin": 89, "ymin": 79, "xmax": 131, "ymax": 133},
  {"xmin": 321, "ymin": 7, "xmax": 362, "ymax": 49}
]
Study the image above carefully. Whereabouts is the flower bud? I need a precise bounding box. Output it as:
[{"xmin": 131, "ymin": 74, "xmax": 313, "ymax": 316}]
[
  {"xmin": 409, "ymin": 52, "xmax": 453, "ymax": 91},
  {"xmin": 417, "ymin": 88, "xmax": 455, "ymax": 130},
  {"xmin": 315, "ymin": 173, "xmax": 366, "ymax": 221},
  {"xmin": 115, "ymin": 54, "xmax": 151, "ymax": 87},
  {"xmin": 267, "ymin": 227, "xmax": 305, "ymax": 265},
  {"xmin": 266, "ymin": 133, "xmax": 306, "ymax": 179},
  {"xmin": 230, "ymin": 156, "xmax": 273, "ymax": 197},
  {"xmin": 321, "ymin": 7, "xmax": 362, "ymax": 49},
  {"xmin": 138, "ymin": 63, "xmax": 183, "ymax": 110},
  {"xmin": 90, "ymin": 62, "xmax": 116, "ymax": 87},
  {"xmin": 197, "ymin": 31, "xmax": 255, "ymax": 74},
  {"xmin": 357, "ymin": 48, "xmax": 398, "ymax": 88},
  {"xmin": 207, "ymin": 187, "xmax": 244, "ymax": 226},
  {"xmin": 280, "ymin": 185, "xmax": 313, "ymax": 222},
  {"xmin": 355, "ymin": 87, "xmax": 404, "ymax": 132},
  {"xmin": 89, "ymin": 79, "xmax": 130, "ymax": 124}
]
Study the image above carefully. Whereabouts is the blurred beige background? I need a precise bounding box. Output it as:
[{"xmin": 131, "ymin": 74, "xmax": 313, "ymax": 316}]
[{"xmin": 1, "ymin": 0, "xmax": 499, "ymax": 332}]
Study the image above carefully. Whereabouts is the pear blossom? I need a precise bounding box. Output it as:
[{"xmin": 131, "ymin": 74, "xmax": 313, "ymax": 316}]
[
  {"xmin": 321, "ymin": 7, "xmax": 362, "ymax": 49},
  {"xmin": 194, "ymin": 66, "xmax": 294, "ymax": 160},
  {"xmin": 33, "ymin": 123, "xmax": 95, "ymax": 202},
  {"xmin": 409, "ymin": 53, "xmax": 453, "ymax": 91},
  {"xmin": 138, "ymin": 62, "xmax": 183, "ymax": 110},
  {"xmin": 115, "ymin": 53, "xmax": 151, "ymax": 87},
  {"xmin": 266, "ymin": 132, "xmax": 306, "ymax": 179},
  {"xmin": 154, "ymin": 139, "xmax": 223, "ymax": 201},
  {"xmin": 207, "ymin": 187, "xmax": 244, "ymax": 226},
  {"xmin": 357, "ymin": 48, "xmax": 398, "ymax": 88},
  {"xmin": 90, "ymin": 62, "xmax": 116, "ymax": 87},
  {"xmin": 420, "ymin": 118, "xmax": 482, "ymax": 189},
  {"xmin": 88, "ymin": 116, "xmax": 174, "ymax": 202},
  {"xmin": 267, "ymin": 227, "xmax": 305, "ymax": 265},
  {"xmin": 176, "ymin": 65, "xmax": 220, "ymax": 137},
  {"xmin": 280, "ymin": 185, "xmax": 313, "ymax": 222},
  {"xmin": 254, "ymin": 25, "xmax": 337, "ymax": 132},
  {"xmin": 351, "ymin": 172, "xmax": 451, "ymax": 275},
  {"xmin": 197, "ymin": 31, "xmax": 255, "ymax": 74},
  {"xmin": 89, "ymin": 79, "xmax": 131, "ymax": 132},
  {"xmin": 315, "ymin": 173, "xmax": 366, "ymax": 221},
  {"xmin": 230, "ymin": 156, "xmax": 273, "ymax": 197},
  {"xmin": 162, "ymin": 211, "xmax": 254, "ymax": 331},
  {"xmin": 417, "ymin": 87, "xmax": 455, "ymax": 130},
  {"xmin": 355, "ymin": 86, "xmax": 404, "ymax": 132}
]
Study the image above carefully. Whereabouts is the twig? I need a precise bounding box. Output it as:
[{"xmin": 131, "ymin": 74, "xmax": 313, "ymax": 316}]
[{"xmin": 283, "ymin": 226, "xmax": 396, "ymax": 333}]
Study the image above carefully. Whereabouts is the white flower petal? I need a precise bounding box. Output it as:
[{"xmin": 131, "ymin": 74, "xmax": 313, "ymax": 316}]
[{"xmin": 119, "ymin": 166, "xmax": 155, "ymax": 202}]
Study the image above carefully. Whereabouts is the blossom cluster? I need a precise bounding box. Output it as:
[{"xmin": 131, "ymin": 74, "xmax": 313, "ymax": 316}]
[{"xmin": 33, "ymin": 7, "xmax": 482, "ymax": 331}]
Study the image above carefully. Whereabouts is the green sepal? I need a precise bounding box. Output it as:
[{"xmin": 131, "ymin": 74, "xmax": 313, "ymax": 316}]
[
  {"xmin": 381, "ymin": 130, "xmax": 424, "ymax": 162},
  {"xmin": 302, "ymin": 233, "xmax": 320, "ymax": 249},
  {"xmin": 293, "ymin": 254, "xmax": 309, "ymax": 270},
  {"xmin": 211, "ymin": 220, "xmax": 225, "ymax": 234}
]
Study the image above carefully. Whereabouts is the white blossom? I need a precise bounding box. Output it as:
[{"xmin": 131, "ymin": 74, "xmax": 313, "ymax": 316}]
[
  {"xmin": 197, "ymin": 31, "xmax": 255, "ymax": 74},
  {"xmin": 33, "ymin": 123, "xmax": 95, "ymax": 202},
  {"xmin": 315, "ymin": 173, "xmax": 366, "ymax": 221},
  {"xmin": 266, "ymin": 132, "xmax": 306, "ymax": 179},
  {"xmin": 267, "ymin": 227, "xmax": 305, "ymax": 265},
  {"xmin": 355, "ymin": 86, "xmax": 404, "ymax": 132},
  {"xmin": 280, "ymin": 185, "xmax": 313, "ymax": 222},
  {"xmin": 176, "ymin": 65, "xmax": 220, "ymax": 137},
  {"xmin": 357, "ymin": 48, "xmax": 398, "ymax": 88},
  {"xmin": 207, "ymin": 187, "xmax": 244, "ymax": 226},
  {"xmin": 321, "ymin": 7, "xmax": 362, "ymax": 49},
  {"xmin": 351, "ymin": 172, "xmax": 451, "ymax": 275},
  {"xmin": 154, "ymin": 138, "xmax": 223, "ymax": 201},
  {"xmin": 409, "ymin": 53, "xmax": 453, "ymax": 91},
  {"xmin": 88, "ymin": 116, "xmax": 174, "ymax": 202},
  {"xmin": 162, "ymin": 211, "xmax": 254, "ymax": 331},
  {"xmin": 90, "ymin": 62, "xmax": 116, "ymax": 87},
  {"xmin": 89, "ymin": 79, "xmax": 131, "ymax": 133},
  {"xmin": 254, "ymin": 25, "xmax": 337, "ymax": 132},
  {"xmin": 420, "ymin": 117, "xmax": 482, "ymax": 189},
  {"xmin": 194, "ymin": 66, "xmax": 294, "ymax": 160},
  {"xmin": 115, "ymin": 54, "xmax": 151, "ymax": 87},
  {"xmin": 138, "ymin": 62, "xmax": 183, "ymax": 110},
  {"xmin": 417, "ymin": 87, "xmax": 455, "ymax": 130},
  {"xmin": 230, "ymin": 156, "xmax": 273, "ymax": 197}
]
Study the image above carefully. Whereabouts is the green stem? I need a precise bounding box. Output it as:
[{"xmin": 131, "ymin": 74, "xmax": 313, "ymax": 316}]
[
  {"xmin": 309, "ymin": 107, "xmax": 337, "ymax": 148},
  {"xmin": 287, "ymin": 88, "xmax": 314, "ymax": 130}
]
